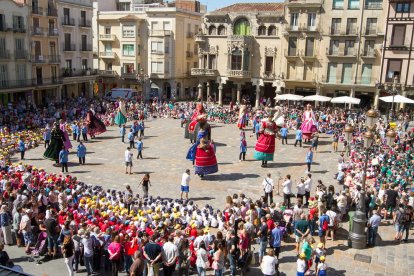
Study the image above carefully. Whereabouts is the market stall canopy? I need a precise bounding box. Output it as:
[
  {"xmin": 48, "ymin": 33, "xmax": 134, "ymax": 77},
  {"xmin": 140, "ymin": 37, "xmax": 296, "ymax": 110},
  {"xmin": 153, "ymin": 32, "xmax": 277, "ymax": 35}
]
[
  {"xmin": 379, "ymin": 95, "xmax": 414, "ymax": 104},
  {"xmin": 331, "ymin": 96, "xmax": 361, "ymax": 105},
  {"xmin": 274, "ymin": 93, "xmax": 304, "ymax": 101},
  {"xmin": 302, "ymin": 95, "xmax": 332, "ymax": 102}
]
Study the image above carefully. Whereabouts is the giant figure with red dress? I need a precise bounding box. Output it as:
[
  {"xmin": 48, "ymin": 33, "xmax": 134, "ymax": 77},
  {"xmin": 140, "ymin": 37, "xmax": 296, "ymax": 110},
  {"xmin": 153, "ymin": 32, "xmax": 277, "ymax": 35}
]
[
  {"xmin": 185, "ymin": 103, "xmax": 206, "ymax": 143},
  {"xmin": 300, "ymin": 104, "xmax": 317, "ymax": 142},
  {"xmin": 86, "ymin": 106, "xmax": 107, "ymax": 138}
]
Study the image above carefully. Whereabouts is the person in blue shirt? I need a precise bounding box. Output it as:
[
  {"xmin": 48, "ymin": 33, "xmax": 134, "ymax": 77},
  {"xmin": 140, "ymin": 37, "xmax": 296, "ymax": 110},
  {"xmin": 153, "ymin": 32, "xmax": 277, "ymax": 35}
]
[
  {"xmin": 138, "ymin": 120, "xmax": 145, "ymax": 138},
  {"xmin": 59, "ymin": 146, "xmax": 69, "ymax": 173},
  {"xmin": 306, "ymin": 147, "xmax": 314, "ymax": 172},
  {"xmin": 120, "ymin": 124, "xmax": 126, "ymax": 143},
  {"xmin": 136, "ymin": 137, "xmax": 143, "ymax": 159},
  {"xmin": 81, "ymin": 125, "xmax": 88, "ymax": 141},
  {"xmin": 254, "ymin": 119, "xmax": 261, "ymax": 140},
  {"xmin": 71, "ymin": 122, "xmax": 79, "ymax": 141},
  {"xmin": 295, "ymin": 129, "xmax": 303, "ymax": 147},
  {"xmin": 239, "ymin": 131, "xmax": 247, "ymax": 161},
  {"xmin": 128, "ymin": 129, "xmax": 135, "ymax": 149},
  {"xmin": 77, "ymin": 142, "xmax": 87, "ymax": 164},
  {"xmin": 280, "ymin": 125, "xmax": 289, "ymax": 145},
  {"xmin": 18, "ymin": 137, "xmax": 25, "ymax": 160},
  {"xmin": 270, "ymin": 222, "xmax": 283, "ymax": 259},
  {"xmin": 43, "ymin": 127, "xmax": 51, "ymax": 148},
  {"xmin": 318, "ymin": 208, "xmax": 330, "ymax": 248}
]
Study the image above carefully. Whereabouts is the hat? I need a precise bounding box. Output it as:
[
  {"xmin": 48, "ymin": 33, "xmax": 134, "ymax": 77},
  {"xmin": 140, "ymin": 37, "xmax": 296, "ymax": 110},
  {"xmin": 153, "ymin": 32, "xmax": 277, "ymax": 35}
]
[
  {"xmin": 299, "ymin": 253, "xmax": 306, "ymax": 259},
  {"xmin": 317, "ymin": 243, "xmax": 324, "ymax": 248},
  {"xmin": 320, "ymin": 256, "xmax": 326, "ymax": 262}
]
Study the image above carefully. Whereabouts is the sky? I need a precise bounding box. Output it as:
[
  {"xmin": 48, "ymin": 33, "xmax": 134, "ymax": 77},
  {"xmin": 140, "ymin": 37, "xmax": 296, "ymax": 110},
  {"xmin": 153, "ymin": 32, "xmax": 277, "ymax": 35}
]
[{"xmin": 200, "ymin": 0, "xmax": 279, "ymax": 11}]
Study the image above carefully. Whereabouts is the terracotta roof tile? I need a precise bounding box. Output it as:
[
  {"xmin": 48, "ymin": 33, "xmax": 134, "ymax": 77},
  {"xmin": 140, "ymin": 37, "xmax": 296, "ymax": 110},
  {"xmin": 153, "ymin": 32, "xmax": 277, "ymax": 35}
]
[{"xmin": 214, "ymin": 2, "xmax": 284, "ymax": 13}]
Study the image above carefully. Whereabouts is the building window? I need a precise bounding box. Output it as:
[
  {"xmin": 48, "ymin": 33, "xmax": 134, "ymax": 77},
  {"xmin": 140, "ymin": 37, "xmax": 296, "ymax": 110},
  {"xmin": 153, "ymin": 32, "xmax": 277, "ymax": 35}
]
[
  {"xmin": 218, "ymin": 25, "xmax": 226, "ymax": 35},
  {"xmin": 268, "ymin": 25, "xmax": 277, "ymax": 36},
  {"xmin": 345, "ymin": 40, "xmax": 355, "ymax": 55},
  {"xmin": 165, "ymin": 41, "xmax": 169, "ymax": 54},
  {"xmin": 365, "ymin": 18, "xmax": 377, "ymax": 35},
  {"xmin": 391, "ymin": 25, "xmax": 406, "ymax": 46},
  {"xmin": 16, "ymin": 64, "xmax": 26, "ymax": 80},
  {"xmin": 233, "ymin": 18, "xmax": 250, "ymax": 36},
  {"xmin": 387, "ymin": 60, "xmax": 402, "ymax": 81},
  {"xmin": 117, "ymin": 2, "xmax": 130, "ymax": 11},
  {"xmin": 208, "ymin": 55, "xmax": 217, "ymax": 69},
  {"xmin": 361, "ymin": 64, "xmax": 372, "ymax": 84},
  {"xmin": 346, "ymin": 18, "xmax": 357, "ymax": 34},
  {"xmin": 341, "ymin": 63, "xmax": 353, "ymax": 84},
  {"xmin": 208, "ymin": 25, "xmax": 216, "ymax": 35},
  {"xmin": 348, "ymin": 0, "xmax": 360, "ymax": 9},
  {"xmin": 305, "ymin": 37, "xmax": 314, "ymax": 56},
  {"xmin": 327, "ymin": 63, "xmax": 337, "ymax": 83},
  {"xmin": 122, "ymin": 25, "xmax": 135, "ymax": 38},
  {"xmin": 364, "ymin": 40, "xmax": 375, "ymax": 55},
  {"xmin": 12, "ymin": 15, "xmax": 24, "ymax": 29},
  {"xmin": 308, "ymin": 13, "xmax": 316, "ymax": 30},
  {"xmin": 122, "ymin": 63, "xmax": 134, "ymax": 74},
  {"xmin": 82, "ymin": 59, "xmax": 88, "ymax": 71},
  {"xmin": 365, "ymin": 0, "xmax": 382, "ymax": 9},
  {"xmin": 258, "ymin": 26, "xmax": 266, "ymax": 36},
  {"xmin": 288, "ymin": 37, "xmax": 297, "ymax": 56},
  {"xmin": 0, "ymin": 64, "xmax": 7, "ymax": 88},
  {"xmin": 290, "ymin": 13, "xmax": 298, "ymax": 30},
  {"xmin": 123, "ymin": 44, "xmax": 134, "ymax": 56},
  {"xmin": 330, "ymin": 40, "xmax": 339, "ymax": 55},
  {"xmin": 331, "ymin": 18, "xmax": 341, "ymax": 34},
  {"xmin": 151, "ymin": 41, "xmax": 163, "ymax": 54},
  {"xmin": 265, "ymin": 56, "xmax": 273, "ymax": 74},
  {"xmin": 151, "ymin": 61, "xmax": 163, "ymax": 73},
  {"xmin": 396, "ymin": 3, "xmax": 410, "ymax": 12},
  {"xmin": 231, "ymin": 48, "xmax": 242, "ymax": 70},
  {"xmin": 333, "ymin": 0, "xmax": 344, "ymax": 9}
]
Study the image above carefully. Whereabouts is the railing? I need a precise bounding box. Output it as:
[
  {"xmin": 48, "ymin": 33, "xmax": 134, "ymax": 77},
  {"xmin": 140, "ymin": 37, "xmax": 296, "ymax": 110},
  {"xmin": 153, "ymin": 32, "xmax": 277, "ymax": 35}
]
[
  {"xmin": 186, "ymin": 32, "xmax": 194, "ymax": 38},
  {"xmin": 48, "ymin": 28, "xmax": 59, "ymax": 36},
  {"xmin": 0, "ymin": 25, "xmax": 10, "ymax": 32},
  {"xmin": 99, "ymin": 34, "xmax": 116, "ymax": 40},
  {"xmin": 79, "ymin": 19, "xmax": 92, "ymax": 28},
  {"xmin": 31, "ymin": 6, "xmax": 44, "ymax": 15},
  {"xmin": 195, "ymin": 34, "xmax": 206, "ymax": 42},
  {"xmin": 357, "ymin": 77, "xmax": 376, "ymax": 85},
  {"xmin": 12, "ymin": 25, "xmax": 26, "ymax": 33},
  {"xmin": 47, "ymin": 8, "xmax": 58, "ymax": 16},
  {"xmin": 263, "ymin": 71, "xmax": 275, "ymax": 79},
  {"xmin": 121, "ymin": 70, "xmax": 138, "ymax": 79},
  {"xmin": 329, "ymin": 26, "xmax": 341, "ymax": 35},
  {"xmin": 285, "ymin": 25, "xmax": 300, "ymax": 31},
  {"xmin": 150, "ymin": 30, "xmax": 172, "ymax": 36},
  {"xmin": 0, "ymin": 50, "xmax": 11, "ymax": 59},
  {"xmin": 33, "ymin": 77, "xmax": 61, "ymax": 86},
  {"xmin": 365, "ymin": 2, "xmax": 382, "ymax": 9},
  {"xmin": 346, "ymin": 27, "xmax": 358, "ymax": 35},
  {"xmin": 31, "ymin": 55, "xmax": 47, "ymax": 63},
  {"xmin": 285, "ymin": 49, "xmax": 298, "ymax": 57},
  {"xmin": 14, "ymin": 50, "xmax": 28, "ymax": 59},
  {"xmin": 48, "ymin": 55, "xmax": 60, "ymax": 63},
  {"xmin": 344, "ymin": 48, "xmax": 357, "ymax": 56},
  {"xmin": 80, "ymin": 44, "xmax": 92, "ymax": 51},
  {"xmin": 62, "ymin": 18, "xmax": 76, "ymax": 26},
  {"xmin": 326, "ymin": 47, "xmax": 340, "ymax": 56},
  {"xmin": 99, "ymin": 52, "xmax": 117, "ymax": 58},
  {"xmin": 62, "ymin": 69, "xmax": 92, "ymax": 77},
  {"xmin": 98, "ymin": 70, "xmax": 118, "ymax": 77},
  {"xmin": 32, "ymin": 27, "xmax": 45, "ymax": 36},
  {"xmin": 151, "ymin": 50, "xmax": 164, "ymax": 55},
  {"xmin": 226, "ymin": 70, "xmax": 251, "ymax": 78},
  {"xmin": 190, "ymin": 68, "xmax": 219, "ymax": 76},
  {"xmin": 0, "ymin": 79, "xmax": 35, "ymax": 90},
  {"xmin": 62, "ymin": 43, "xmax": 76, "ymax": 51},
  {"xmin": 362, "ymin": 50, "xmax": 376, "ymax": 57},
  {"xmin": 300, "ymin": 50, "xmax": 317, "ymax": 58}
]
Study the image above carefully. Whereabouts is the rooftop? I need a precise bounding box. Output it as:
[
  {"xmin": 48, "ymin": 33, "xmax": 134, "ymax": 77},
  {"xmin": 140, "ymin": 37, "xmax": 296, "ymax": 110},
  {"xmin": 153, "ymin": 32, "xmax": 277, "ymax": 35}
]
[{"xmin": 213, "ymin": 2, "xmax": 284, "ymax": 13}]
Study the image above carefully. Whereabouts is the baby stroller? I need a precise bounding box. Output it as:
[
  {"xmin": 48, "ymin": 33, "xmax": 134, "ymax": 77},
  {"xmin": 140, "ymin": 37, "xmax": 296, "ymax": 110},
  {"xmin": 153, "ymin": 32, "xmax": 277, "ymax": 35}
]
[{"xmin": 29, "ymin": 231, "xmax": 48, "ymax": 264}]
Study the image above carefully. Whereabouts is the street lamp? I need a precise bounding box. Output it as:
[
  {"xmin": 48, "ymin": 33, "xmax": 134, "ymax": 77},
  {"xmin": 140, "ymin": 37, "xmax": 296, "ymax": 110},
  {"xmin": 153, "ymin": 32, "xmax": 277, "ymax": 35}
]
[
  {"xmin": 344, "ymin": 125, "xmax": 354, "ymax": 142},
  {"xmin": 386, "ymin": 129, "xmax": 396, "ymax": 147},
  {"xmin": 383, "ymin": 76, "xmax": 403, "ymax": 121},
  {"xmin": 349, "ymin": 109, "xmax": 381, "ymax": 249}
]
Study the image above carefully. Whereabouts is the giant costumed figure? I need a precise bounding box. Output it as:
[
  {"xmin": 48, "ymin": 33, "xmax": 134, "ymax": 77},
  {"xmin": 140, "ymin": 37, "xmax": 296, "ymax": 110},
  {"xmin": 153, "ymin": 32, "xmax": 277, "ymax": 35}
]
[
  {"xmin": 186, "ymin": 115, "xmax": 218, "ymax": 177},
  {"xmin": 86, "ymin": 106, "xmax": 107, "ymax": 139},
  {"xmin": 300, "ymin": 104, "xmax": 317, "ymax": 142},
  {"xmin": 43, "ymin": 122, "xmax": 65, "ymax": 164},
  {"xmin": 237, "ymin": 104, "xmax": 247, "ymax": 129},
  {"xmin": 59, "ymin": 119, "xmax": 72, "ymax": 150},
  {"xmin": 253, "ymin": 106, "xmax": 284, "ymax": 167},
  {"xmin": 185, "ymin": 103, "xmax": 206, "ymax": 143},
  {"xmin": 115, "ymin": 99, "xmax": 127, "ymax": 126}
]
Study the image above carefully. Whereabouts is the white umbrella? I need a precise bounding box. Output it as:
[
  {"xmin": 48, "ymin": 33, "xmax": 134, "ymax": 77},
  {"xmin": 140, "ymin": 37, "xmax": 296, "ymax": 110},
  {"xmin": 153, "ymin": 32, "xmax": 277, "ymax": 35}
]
[
  {"xmin": 331, "ymin": 96, "xmax": 361, "ymax": 105},
  {"xmin": 302, "ymin": 95, "xmax": 332, "ymax": 102},
  {"xmin": 379, "ymin": 95, "xmax": 414, "ymax": 104},
  {"xmin": 274, "ymin": 94, "xmax": 304, "ymax": 101}
]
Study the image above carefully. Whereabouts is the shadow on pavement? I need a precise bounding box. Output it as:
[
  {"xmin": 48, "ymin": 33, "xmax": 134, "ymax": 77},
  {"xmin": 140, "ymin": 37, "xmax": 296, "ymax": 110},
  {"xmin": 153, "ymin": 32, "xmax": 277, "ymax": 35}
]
[
  {"xmin": 206, "ymin": 173, "xmax": 260, "ymax": 181},
  {"xmin": 191, "ymin": 196, "xmax": 215, "ymax": 201}
]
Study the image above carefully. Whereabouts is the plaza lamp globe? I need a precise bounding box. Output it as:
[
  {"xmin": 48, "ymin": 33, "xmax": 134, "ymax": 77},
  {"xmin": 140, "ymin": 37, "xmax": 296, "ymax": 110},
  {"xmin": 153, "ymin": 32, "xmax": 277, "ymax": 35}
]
[
  {"xmin": 344, "ymin": 125, "xmax": 354, "ymax": 141},
  {"xmin": 363, "ymin": 130, "xmax": 375, "ymax": 149},
  {"xmin": 365, "ymin": 109, "xmax": 378, "ymax": 129},
  {"xmin": 386, "ymin": 129, "xmax": 397, "ymax": 147}
]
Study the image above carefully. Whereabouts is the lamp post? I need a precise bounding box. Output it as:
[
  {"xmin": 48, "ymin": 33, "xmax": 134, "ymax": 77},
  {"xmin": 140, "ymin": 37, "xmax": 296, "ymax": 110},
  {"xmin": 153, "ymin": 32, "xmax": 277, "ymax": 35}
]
[
  {"xmin": 136, "ymin": 68, "xmax": 149, "ymax": 99},
  {"xmin": 349, "ymin": 109, "xmax": 396, "ymax": 249},
  {"xmin": 383, "ymin": 76, "xmax": 403, "ymax": 121}
]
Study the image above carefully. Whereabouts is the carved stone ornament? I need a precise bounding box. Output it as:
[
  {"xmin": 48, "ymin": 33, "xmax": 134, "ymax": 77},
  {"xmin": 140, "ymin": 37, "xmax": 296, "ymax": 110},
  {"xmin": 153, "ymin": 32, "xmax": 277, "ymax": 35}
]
[{"xmin": 265, "ymin": 46, "xmax": 277, "ymax": 57}]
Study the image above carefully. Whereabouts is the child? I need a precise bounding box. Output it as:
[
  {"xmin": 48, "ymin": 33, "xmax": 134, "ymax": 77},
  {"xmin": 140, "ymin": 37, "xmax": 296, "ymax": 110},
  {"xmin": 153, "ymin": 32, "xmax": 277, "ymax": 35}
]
[
  {"xmin": 316, "ymin": 256, "xmax": 327, "ymax": 276},
  {"xmin": 295, "ymin": 128, "xmax": 303, "ymax": 147},
  {"xmin": 136, "ymin": 137, "xmax": 143, "ymax": 159},
  {"xmin": 128, "ymin": 129, "xmax": 135, "ymax": 149},
  {"xmin": 43, "ymin": 127, "xmax": 51, "ymax": 148},
  {"xmin": 120, "ymin": 124, "xmax": 126, "ymax": 143},
  {"xmin": 239, "ymin": 131, "xmax": 247, "ymax": 161},
  {"xmin": 81, "ymin": 124, "xmax": 88, "ymax": 141},
  {"xmin": 280, "ymin": 125, "xmax": 288, "ymax": 145},
  {"xmin": 297, "ymin": 253, "xmax": 307, "ymax": 276},
  {"xmin": 314, "ymin": 242, "xmax": 326, "ymax": 272},
  {"xmin": 71, "ymin": 122, "xmax": 78, "ymax": 141}
]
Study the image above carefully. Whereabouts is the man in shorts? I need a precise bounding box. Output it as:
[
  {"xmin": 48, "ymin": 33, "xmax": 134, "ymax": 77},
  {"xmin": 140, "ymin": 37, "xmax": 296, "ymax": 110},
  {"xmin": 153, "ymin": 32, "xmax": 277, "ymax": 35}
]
[
  {"xmin": 180, "ymin": 169, "xmax": 190, "ymax": 200},
  {"xmin": 125, "ymin": 147, "xmax": 133, "ymax": 174}
]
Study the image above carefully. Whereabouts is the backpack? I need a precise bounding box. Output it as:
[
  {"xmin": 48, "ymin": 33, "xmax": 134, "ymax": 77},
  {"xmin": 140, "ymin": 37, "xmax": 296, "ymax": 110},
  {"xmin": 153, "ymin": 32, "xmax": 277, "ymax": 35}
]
[{"xmin": 322, "ymin": 216, "xmax": 329, "ymax": 231}]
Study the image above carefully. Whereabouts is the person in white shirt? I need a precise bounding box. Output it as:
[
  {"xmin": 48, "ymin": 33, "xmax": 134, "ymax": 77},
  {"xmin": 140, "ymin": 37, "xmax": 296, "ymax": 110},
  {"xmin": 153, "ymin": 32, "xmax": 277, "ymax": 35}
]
[
  {"xmin": 260, "ymin": 248, "xmax": 279, "ymax": 276},
  {"xmin": 262, "ymin": 173, "xmax": 274, "ymax": 205},
  {"xmin": 180, "ymin": 169, "xmax": 191, "ymax": 200},
  {"xmin": 124, "ymin": 147, "xmax": 133, "ymax": 174},
  {"xmin": 296, "ymin": 178, "xmax": 306, "ymax": 203},
  {"xmin": 162, "ymin": 236, "xmax": 178, "ymax": 275},
  {"xmin": 304, "ymin": 173, "xmax": 313, "ymax": 206},
  {"xmin": 282, "ymin": 174, "xmax": 293, "ymax": 208}
]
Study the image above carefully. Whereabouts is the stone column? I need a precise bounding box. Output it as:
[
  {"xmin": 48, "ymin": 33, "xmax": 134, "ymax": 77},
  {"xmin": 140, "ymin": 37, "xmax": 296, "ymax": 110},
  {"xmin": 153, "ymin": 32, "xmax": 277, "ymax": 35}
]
[
  {"xmin": 374, "ymin": 88, "xmax": 380, "ymax": 109},
  {"xmin": 218, "ymin": 83, "xmax": 223, "ymax": 106},
  {"xmin": 236, "ymin": 83, "xmax": 241, "ymax": 103},
  {"xmin": 400, "ymin": 89, "xmax": 407, "ymax": 110},
  {"xmin": 89, "ymin": 80, "xmax": 94, "ymax": 98},
  {"xmin": 206, "ymin": 81, "xmax": 211, "ymax": 101},
  {"xmin": 231, "ymin": 86, "xmax": 236, "ymax": 103},
  {"xmin": 197, "ymin": 83, "xmax": 203, "ymax": 101},
  {"xmin": 255, "ymin": 85, "xmax": 260, "ymax": 108}
]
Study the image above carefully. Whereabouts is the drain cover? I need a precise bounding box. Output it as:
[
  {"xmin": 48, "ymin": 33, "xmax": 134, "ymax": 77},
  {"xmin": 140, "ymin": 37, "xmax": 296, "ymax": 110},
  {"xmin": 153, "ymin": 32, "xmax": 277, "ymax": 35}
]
[{"xmin": 354, "ymin": 254, "xmax": 372, "ymax": 263}]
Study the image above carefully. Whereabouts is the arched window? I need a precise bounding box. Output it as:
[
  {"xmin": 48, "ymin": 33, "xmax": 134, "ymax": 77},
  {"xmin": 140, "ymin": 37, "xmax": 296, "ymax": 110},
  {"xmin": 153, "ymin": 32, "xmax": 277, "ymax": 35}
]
[
  {"xmin": 218, "ymin": 25, "xmax": 226, "ymax": 35},
  {"xmin": 258, "ymin": 26, "xmax": 266, "ymax": 36},
  {"xmin": 233, "ymin": 18, "xmax": 250, "ymax": 36},
  {"xmin": 268, "ymin": 25, "xmax": 277, "ymax": 36},
  {"xmin": 231, "ymin": 48, "xmax": 242, "ymax": 70},
  {"xmin": 208, "ymin": 25, "xmax": 217, "ymax": 35}
]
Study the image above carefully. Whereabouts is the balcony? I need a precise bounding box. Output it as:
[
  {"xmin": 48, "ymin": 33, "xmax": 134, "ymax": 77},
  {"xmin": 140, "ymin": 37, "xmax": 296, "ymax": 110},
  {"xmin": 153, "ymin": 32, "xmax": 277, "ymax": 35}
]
[
  {"xmin": 48, "ymin": 55, "xmax": 60, "ymax": 63},
  {"xmin": 61, "ymin": 18, "xmax": 76, "ymax": 26},
  {"xmin": 365, "ymin": 2, "xmax": 382, "ymax": 9},
  {"xmin": 364, "ymin": 27, "xmax": 383, "ymax": 36},
  {"xmin": 285, "ymin": 25, "xmax": 300, "ymax": 32},
  {"xmin": 345, "ymin": 27, "xmax": 358, "ymax": 36},
  {"xmin": 32, "ymin": 27, "xmax": 45, "ymax": 36},
  {"xmin": 284, "ymin": 49, "xmax": 299, "ymax": 59},
  {"xmin": 149, "ymin": 30, "xmax": 172, "ymax": 37},
  {"xmin": 31, "ymin": 6, "xmax": 44, "ymax": 15},
  {"xmin": 48, "ymin": 28, "xmax": 59, "ymax": 36},
  {"xmin": 98, "ymin": 70, "xmax": 118, "ymax": 77},
  {"xmin": 121, "ymin": 70, "xmax": 138, "ymax": 79},
  {"xmin": 99, "ymin": 34, "xmax": 116, "ymax": 41},
  {"xmin": 47, "ymin": 8, "xmax": 58, "ymax": 17},
  {"xmin": 191, "ymin": 68, "xmax": 219, "ymax": 76},
  {"xmin": 150, "ymin": 73, "xmax": 169, "ymax": 78},
  {"xmin": 186, "ymin": 32, "xmax": 194, "ymax": 38},
  {"xmin": 99, "ymin": 52, "xmax": 117, "ymax": 59},
  {"xmin": 361, "ymin": 50, "xmax": 377, "ymax": 58},
  {"xmin": 31, "ymin": 55, "xmax": 48, "ymax": 63},
  {"xmin": 226, "ymin": 70, "xmax": 251, "ymax": 78},
  {"xmin": 0, "ymin": 51, "xmax": 11, "ymax": 60},
  {"xmin": 0, "ymin": 25, "xmax": 11, "ymax": 32},
  {"xmin": 227, "ymin": 35, "xmax": 253, "ymax": 48},
  {"xmin": 0, "ymin": 79, "xmax": 35, "ymax": 90},
  {"xmin": 79, "ymin": 19, "xmax": 92, "ymax": 28},
  {"xmin": 344, "ymin": 48, "xmax": 357, "ymax": 57},
  {"xmin": 300, "ymin": 50, "xmax": 318, "ymax": 60},
  {"xmin": 329, "ymin": 27, "xmax": 341, "ymax": 36},
  {"xmin": 263, "ymin": 71, "xmax": 276, "ymax": 80},
  {"xmin": 195, "ymin": 34, "xmax": 206, "ymax": 43},
  {"xmin": 326, "ymin": 47, "xmax": 357, "ymax": 58},
  {"xmin": 80, "ymin": 44, "xmax": 92, "ymax": 52},
  {"xmin": 14, "ymin": 50, "xmax": 28, "ymax": 60},
  {"xmin": 62, "ymin": 69, "xmax": 93, "ymax": 77},
  {"xmin": 62, "ymin": 43, "xmax": 76, "ymax": 51},
  {"xmin": 12, "ymin": 25, "xmax": 26, "ymax": 33},
  {"xmin": 186, "ymin": 51, "xmax": 193, "ymax": 58},
  {"xmin": 33, "ymin": 77, "xmax": 61, "ymax": 86}
]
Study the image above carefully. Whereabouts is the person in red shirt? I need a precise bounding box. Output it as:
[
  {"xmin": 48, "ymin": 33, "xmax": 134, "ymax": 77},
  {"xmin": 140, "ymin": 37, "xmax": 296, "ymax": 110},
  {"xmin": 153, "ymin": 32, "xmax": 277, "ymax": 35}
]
[
  {"xmin": 189, "ymin": 224, "xmax": 198, "ymax": 238},
  {"xmin": 266, "ymin": 214, "xmax": 275, "ymax": 231}
]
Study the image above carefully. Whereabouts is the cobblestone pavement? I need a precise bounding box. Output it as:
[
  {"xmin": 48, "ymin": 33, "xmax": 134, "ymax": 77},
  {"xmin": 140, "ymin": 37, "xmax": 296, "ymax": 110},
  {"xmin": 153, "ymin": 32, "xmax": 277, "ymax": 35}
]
[{"xmin": 7, "ymin": 118, "xmax": 414, "ymax": 275}]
